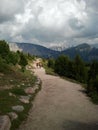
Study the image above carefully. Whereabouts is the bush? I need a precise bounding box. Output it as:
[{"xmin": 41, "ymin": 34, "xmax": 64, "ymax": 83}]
[
  {"xmin": 0, "ymin": 40, "xmax": 10, "ymax": 59},
  {"xmin": 55, "ymin": 55, "xmax": 69, "ymax": 76},
  {"xmin": 0, "ymin": 56, "xmax": 11, "ymax": 74},
  {"xmin": 10, "ymin": 88, "xmax": 26, "ymax": 95},
  {"xmin": 19, "ymin": 53, "xmax": 28, "ymax": 71},
  {"xmin": 88, "ymin": 76, "xmax": 98, "ymax": 93},
  {"xmin": 6, "ymin": 51, "xmax": 19, "ymax": 65},
  {"xmin": 73, "ymin": 55, "xmax": 87, "ymax": 82},
  {"xmin": 47, "ymin": 58, "xmax": 55, "ymax": 68}
]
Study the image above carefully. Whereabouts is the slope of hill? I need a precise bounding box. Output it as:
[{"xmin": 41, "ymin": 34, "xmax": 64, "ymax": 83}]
[
  {"xmin": 61, "ymin": 43, "xmax": 98, "ymax": 61},
  {"xmin": 9, "ymin": 42, "xmax": 59, "ymax": 58}
]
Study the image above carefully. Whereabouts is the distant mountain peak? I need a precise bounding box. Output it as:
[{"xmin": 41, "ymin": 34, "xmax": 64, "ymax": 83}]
[
  {"xmin": 61, "ymin": 43, "xmax": 98, "ymax": 61},
  {"xmin": 75, "ymin": 43, "xmax": 90, "ymax": 49},
  {"xmin": 74, "ymin": 43, "xmax": 91, "ymax": 52}
]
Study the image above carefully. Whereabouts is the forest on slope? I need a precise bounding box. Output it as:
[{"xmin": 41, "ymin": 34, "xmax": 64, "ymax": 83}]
[{"xmin": 47, "ymin": 55, "xmax": 98, "ymax": 103}]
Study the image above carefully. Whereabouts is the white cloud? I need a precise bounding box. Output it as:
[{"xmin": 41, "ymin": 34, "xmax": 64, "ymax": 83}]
[
  {"xmin": 0, "ymin": 0, "xmax": 26, "ymax": 23},
  {"xmin": 0, "ymin": 0, "xmax": 98, "ymax": 46}
]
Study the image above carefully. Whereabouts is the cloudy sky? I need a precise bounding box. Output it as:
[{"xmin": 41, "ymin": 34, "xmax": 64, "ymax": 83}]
[{"xmin": 0, "ymin": 0, "xmax": 98, "ymax": 47}]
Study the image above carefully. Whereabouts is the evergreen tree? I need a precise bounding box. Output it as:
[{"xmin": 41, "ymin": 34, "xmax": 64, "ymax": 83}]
[
  {"xmin": 19, "ymin": 53, "xmax": 28, "ymax": 71},
  {"xmin": 6, "ymin": 51, "xmax": 19, "ymax": 65},
  {"xmin": 0, "ymin": 40, "xmax": 10, "ymax": 58},
  {"xmin": 88, "ymin": 60, "xmax": 98, "ymax": 80},
  {"xmin": 48, "ymin": 58, "xmax": 55, "ymax": 69},
  {"xmin": 87, "ymin": 60, "xmax": 98, "ymax": 93},
  {"xmin": 74, "ymin": 55, "xmax": 87, "ymax": 82},
  {"xmin": 55, "ymin": 55, "xmax": 69, "ymax": 76}
]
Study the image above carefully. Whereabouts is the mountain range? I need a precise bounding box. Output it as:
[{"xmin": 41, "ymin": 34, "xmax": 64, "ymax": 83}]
[
  {"xmin": 61, "ymin": 43, "xmax": 98, "ymax": 61},
  {"xmin": 9, "ymin": 42, "xmax": 59, "ymax": 58},
  {"xmin": 8, "ymin": 42, "xmax": 98, "ymax": 61}
]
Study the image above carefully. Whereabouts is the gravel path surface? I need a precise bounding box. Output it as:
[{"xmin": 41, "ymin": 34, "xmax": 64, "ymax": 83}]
[{"xmin": 18, "ymin": 68, "xmax": 98, "ymax": 130}]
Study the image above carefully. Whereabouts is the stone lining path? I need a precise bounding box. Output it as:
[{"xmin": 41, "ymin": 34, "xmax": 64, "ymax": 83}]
[{"xmin": 0, "ymin": 115, "xmax": 11, "ymax": 130}]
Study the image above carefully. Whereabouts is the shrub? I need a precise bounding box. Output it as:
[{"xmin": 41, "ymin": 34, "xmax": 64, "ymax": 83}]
[{"xmin": 0, "ymin": 56, "xmax": 11, "ymax": 74}]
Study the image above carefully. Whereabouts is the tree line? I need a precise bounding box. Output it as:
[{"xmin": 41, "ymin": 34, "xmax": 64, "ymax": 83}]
[
  {"xmin": 47, "ymin": 55, "xmax": 98, "ymax": 103},
  {"xmin": 0, "ymin": 40, "xmax": 29, "ymax": 73}
]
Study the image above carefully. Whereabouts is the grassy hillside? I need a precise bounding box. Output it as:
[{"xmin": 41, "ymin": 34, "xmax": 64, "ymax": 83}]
[{"xmin": 0, "ymin": 40, "xmax": 41, "ymax": 129}]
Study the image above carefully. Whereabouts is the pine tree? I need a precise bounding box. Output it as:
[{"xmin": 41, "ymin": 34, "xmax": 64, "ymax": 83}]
[{"xmin": 19, "ymin": 53, "xmax": 28, "ymax": 71}]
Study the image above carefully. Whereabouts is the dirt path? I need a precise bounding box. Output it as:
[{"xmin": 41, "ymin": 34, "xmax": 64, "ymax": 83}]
[{"xmin": 18, "ymin": 68, "xmax": 98, "ymax": 130}]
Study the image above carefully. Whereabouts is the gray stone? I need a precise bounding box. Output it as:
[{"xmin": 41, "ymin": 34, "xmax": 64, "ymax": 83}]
[
  {"xmin": 9, "ymin": 92, "xmax": 16, "ymax": 97},
  {"xmin": 21, "ymin": 83, "xmax": 25, "ymax": 86},
  {"xmin": 17, "ymin": 85, "xmax": 21, "ymax": 88},
  {"xmin": 9, "ymin": 92, "xmax": 13, "ymax": 96},
  {"xmin": 12, "ymin": 105, "xmax": 24, "ymax": 112},
  {"xmin": 36, "ymin": 78, "xmax": 41, "ymax": 85},
  {"xmin": 34, "ymin": 85, "xmax": 39, "ymax": 91},
  {"xmin": 0, "ymin": 115, "xmax": 11, "ymax": 130},
  {"xmin": 8, "ymin": 112, "xmax": 18, "ymax": 120},
  {"xmin": 25, "ymin": 87, "xmax": 34, "ymax": 94},
  {"xmin": 19, "ymin": 96, "xmax": 30, "ymax": 104},
  {"xmin": 0, "ymin": 73, "xmax": 4, "ymax": 76},
  {"xmin": 10, "ymin": 80, "xmax": 13, "ymax": 82}
]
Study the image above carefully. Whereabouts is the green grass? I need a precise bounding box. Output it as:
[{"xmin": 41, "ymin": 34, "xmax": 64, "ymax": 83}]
[
  {"xmin": 45, "ymin": 66, "xmax": 57, "ymax": 76},
  {"xmin": 11, "ymin": 103, "xmax": 32, "ymax": 130},
  {"xmin": 0, "ymin": 67, "xmax": 41, "ymax": 130},
  {"xmin": 0, "ymin": 89, "xmax": 21, "ymax": 114},
  {"xmin": 88, "ymin": 92, "xmax": 98, "ymax": 104},
  {"xmin": 11, "ymin": 83, "xmax": 42, "ymax": 130},
  {"xmin": 10, "ymin": 88, "xmax": 27, "ymax": 96}
]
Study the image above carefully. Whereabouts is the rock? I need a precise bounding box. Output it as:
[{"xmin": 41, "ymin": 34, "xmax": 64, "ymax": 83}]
[
  {"xmin": 21, "ymin": 83, "xmax": 25, "ymax": 86},
  {"xmin": 9, "ymin": 92, "xmax": 16, "ymax": 97},
  {"xmin": 8, "ymin": 112, "xmax": 18, "ymax": 121},
  {"xmin": 0, "ymin": 73, "xmax": 4, "ymax": 76},
  {"xmin": 19, "ymin": 96, "xmax": 30, "ymax": 104},
  {"xmin": 34, "ymin": 85, "xmax": 39, "ymax": 91},
  {"xmin": 0, "ymin": 115, "xmax": 11, "ymax": 130},
  {"xmin": 12, "ymin": 105, "xmax": 24, "ymax": 112},
  {"xmin": 17, "ymin": 85, "xmax": 21, "ymax": 88},
  {"xmin": 36, "ymin": 78, "xmax": 41, "ymax": 85},
  {"xmin": 10, "ymin": 80, "xmax": 13, "ymax": 82},
  {"xmin": 9, "ymin": 92, "xmax": 13, "ymax": 96},
  {"xmin": 25, "ymin": 87, "xmax": 34, "ymax": 94}
]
